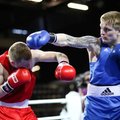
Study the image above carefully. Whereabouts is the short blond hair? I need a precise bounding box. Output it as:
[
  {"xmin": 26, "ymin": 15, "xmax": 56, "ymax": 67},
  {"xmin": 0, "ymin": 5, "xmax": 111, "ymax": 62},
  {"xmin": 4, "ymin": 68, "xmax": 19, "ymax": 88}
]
[
  {"xmin": 8, "ymin": 42, "xmax": 32, "ymax": 62},
  {"xmin": 100, "ymin": 11, "xmax": 120, "ymax": 30}
]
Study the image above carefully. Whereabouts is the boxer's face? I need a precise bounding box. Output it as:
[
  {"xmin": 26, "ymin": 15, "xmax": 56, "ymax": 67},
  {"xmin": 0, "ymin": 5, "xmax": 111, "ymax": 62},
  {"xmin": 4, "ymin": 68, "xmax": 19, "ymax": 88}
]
[
  {"xmin": 16, "ymin": 59, "xmax": 32, "ymax": 69},
  {"xmin": 10, "ymin": 58, "xmax": 32, "ymax": 69},
  {"xmin": 100, "ymin": 21, "xmax": 119, "ymax": 45}
]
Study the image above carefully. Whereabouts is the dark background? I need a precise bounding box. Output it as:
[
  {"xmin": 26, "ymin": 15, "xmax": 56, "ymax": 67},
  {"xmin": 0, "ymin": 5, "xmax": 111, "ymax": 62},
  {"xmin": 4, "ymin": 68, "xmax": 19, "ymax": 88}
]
[{"xmin": 0, "ymin": 0, "xmax": 119, "ymax": 83}]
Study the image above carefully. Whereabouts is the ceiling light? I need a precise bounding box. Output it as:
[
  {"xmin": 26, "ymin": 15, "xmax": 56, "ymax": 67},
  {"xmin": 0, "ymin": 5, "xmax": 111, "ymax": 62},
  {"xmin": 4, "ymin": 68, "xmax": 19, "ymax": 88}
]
[
  {"xmin": 12, "ymin": 29, "xmax": 28, "ymax": 35},
  {"xmin": 67, "ymin": 2, "xmax": 89, "ymax": 11},
  {"xmin": 26, "ymin": 0, "xmax": 42, "ymax": 3}
]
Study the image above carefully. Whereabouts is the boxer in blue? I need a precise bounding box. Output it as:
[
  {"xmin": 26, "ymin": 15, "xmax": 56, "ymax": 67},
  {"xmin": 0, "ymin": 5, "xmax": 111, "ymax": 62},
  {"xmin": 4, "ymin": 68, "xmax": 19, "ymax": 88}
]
[{"xmin": 26, "ymin": 11, "xmax": 120, "ymax": 120}]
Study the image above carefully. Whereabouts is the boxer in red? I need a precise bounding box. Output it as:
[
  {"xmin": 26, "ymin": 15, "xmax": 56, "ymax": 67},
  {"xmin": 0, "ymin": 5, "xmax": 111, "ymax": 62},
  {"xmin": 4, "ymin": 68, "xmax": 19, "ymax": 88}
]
[{"xmin": 0, "ymin": 42, "xmax": 76, "ymax": 120}]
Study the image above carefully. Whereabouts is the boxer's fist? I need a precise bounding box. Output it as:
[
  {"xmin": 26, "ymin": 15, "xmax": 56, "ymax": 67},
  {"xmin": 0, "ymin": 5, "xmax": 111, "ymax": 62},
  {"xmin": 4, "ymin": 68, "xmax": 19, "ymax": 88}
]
[
  {"xmin": 55, "ymin": 63, "xmax": 76, "ymax": 81},
  {"xmin": 7, "ymin": 68, "xmax": 31, "ymax": 89},
  {"xmin": 26, "ymin": 30, "xmax": 51, "ymax": 49}
]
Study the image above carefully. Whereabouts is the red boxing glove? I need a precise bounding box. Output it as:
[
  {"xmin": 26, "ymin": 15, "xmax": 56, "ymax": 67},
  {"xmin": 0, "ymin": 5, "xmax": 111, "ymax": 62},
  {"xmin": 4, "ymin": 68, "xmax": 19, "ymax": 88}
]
[
  {"xmin": 7, "ymin": 68, "xmax": 31, "ymax": 89},
  {"xmin": 55, "ymin": 62, "xmax": 76, "ymax": 81}
]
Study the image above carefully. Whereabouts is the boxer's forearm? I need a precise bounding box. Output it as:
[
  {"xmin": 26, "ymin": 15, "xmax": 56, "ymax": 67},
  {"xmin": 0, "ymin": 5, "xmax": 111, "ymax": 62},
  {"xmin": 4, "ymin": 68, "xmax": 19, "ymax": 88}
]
[{"xmin": 52, "ymin": 34, "xmax": 100, "ymax": 49}]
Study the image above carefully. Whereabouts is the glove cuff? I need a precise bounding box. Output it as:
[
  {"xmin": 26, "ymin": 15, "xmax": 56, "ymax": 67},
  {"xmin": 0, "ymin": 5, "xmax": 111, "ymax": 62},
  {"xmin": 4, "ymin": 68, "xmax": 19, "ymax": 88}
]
[
  {"xmin": 49, "ymin": 33, "xmax": 57, "ymax": 43},
  {"xmin": 59, "ymin": 61, "xmax": 69, "ymax": 64}
]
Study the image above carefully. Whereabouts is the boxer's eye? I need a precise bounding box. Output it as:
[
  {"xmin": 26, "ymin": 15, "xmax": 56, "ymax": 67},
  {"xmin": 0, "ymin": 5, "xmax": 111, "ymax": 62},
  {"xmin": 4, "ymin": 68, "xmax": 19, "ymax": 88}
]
[{"xmin": 103, "ymin": 27, "xmax": 112, "ymax": 32}]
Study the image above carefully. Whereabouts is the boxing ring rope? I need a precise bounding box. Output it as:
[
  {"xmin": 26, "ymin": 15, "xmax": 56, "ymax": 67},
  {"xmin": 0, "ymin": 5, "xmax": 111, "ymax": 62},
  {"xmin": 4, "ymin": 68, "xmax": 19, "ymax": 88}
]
[
  {"xmin": 29, "ymin": 92, "xmax": 85, "ymax": 120},
  {"xmin": 29, "ymin": 98, "xmax": 67, "ymax": 105},
  {"xmin": 29, "ymin": 98, "xmax": 69, "ymax": 120}
]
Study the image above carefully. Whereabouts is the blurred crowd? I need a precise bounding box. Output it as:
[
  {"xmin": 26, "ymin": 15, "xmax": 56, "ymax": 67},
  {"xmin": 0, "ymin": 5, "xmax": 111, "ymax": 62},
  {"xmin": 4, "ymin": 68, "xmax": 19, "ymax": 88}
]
[{"xmin": 60, "ymin": 71, "xmax": 90, "ymax": 120}]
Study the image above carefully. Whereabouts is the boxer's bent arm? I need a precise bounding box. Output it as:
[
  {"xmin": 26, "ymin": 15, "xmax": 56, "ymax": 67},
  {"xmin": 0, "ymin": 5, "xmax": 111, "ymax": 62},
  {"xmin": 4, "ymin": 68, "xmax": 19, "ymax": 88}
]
[
  {"xmin": 0, "ymin": 73, "xmax": 7, "ymax": 98},
  {"xmin": 31, "ymin": 50, "xmax": 69, "ymax": 63},
  {"xmin": 0, "ymin": 64, "xmax": 9, "ymax": 98},
  {"xmin": 0, "ymin": 64, "xmax": 4, "ymax": 85},
  {"xmin": 0, "ymin": 68, "xmax": 31, "ymax": 98},
  {"xmin": 0, "ymin": 72, "xmax": 4, "ymax": 98}
]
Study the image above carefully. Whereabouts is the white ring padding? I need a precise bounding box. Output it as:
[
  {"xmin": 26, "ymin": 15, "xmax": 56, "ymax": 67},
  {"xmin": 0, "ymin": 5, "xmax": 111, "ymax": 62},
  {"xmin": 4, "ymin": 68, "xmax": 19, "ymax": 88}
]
[
  {"xmin": 29, "ymin": 98, "xmax": 67, "ymax": 105},
  {"xmin": 28, "ymin": 94, "xmax": 85, "ymax": 120}
]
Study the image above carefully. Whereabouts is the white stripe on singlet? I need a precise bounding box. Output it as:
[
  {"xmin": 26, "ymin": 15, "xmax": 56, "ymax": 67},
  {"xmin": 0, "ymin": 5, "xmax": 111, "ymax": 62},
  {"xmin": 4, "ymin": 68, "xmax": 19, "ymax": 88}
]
[
  {"xmin": 0, "ymin": 99, "xmax": 29, "ymax": 108},
  {"xmin": 87, "ymin": 83, "xmax": 120, "ymax": 97}
]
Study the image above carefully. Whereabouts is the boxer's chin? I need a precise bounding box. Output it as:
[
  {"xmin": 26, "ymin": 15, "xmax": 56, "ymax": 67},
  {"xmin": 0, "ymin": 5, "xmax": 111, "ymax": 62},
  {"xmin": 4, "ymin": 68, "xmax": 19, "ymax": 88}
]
[{"xmin": 102, "ymin": 37, "xmax": 110, "ymax": 43}]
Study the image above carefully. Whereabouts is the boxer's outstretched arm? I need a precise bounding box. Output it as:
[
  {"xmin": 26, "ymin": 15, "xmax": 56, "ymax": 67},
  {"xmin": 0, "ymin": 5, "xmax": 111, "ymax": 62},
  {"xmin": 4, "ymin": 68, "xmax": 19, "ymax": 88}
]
[
  {"xmin": 26, "ymin": 30, "xmax": 100, "ymax": 54},
  {"xmin": 53, "ymin": 34, "xmax": 101, "ymax": 55},
  {"xmin": 53, "ymin": 34, "xmax": 100, "ymax": 49}
]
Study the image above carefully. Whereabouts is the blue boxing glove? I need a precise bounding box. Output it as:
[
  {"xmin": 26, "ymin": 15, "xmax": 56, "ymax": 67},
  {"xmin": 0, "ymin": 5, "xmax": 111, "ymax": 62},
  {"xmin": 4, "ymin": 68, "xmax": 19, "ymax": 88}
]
[{"xmin": 26, "ymin": 30, "xmax": 56, "ymax": 49}]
